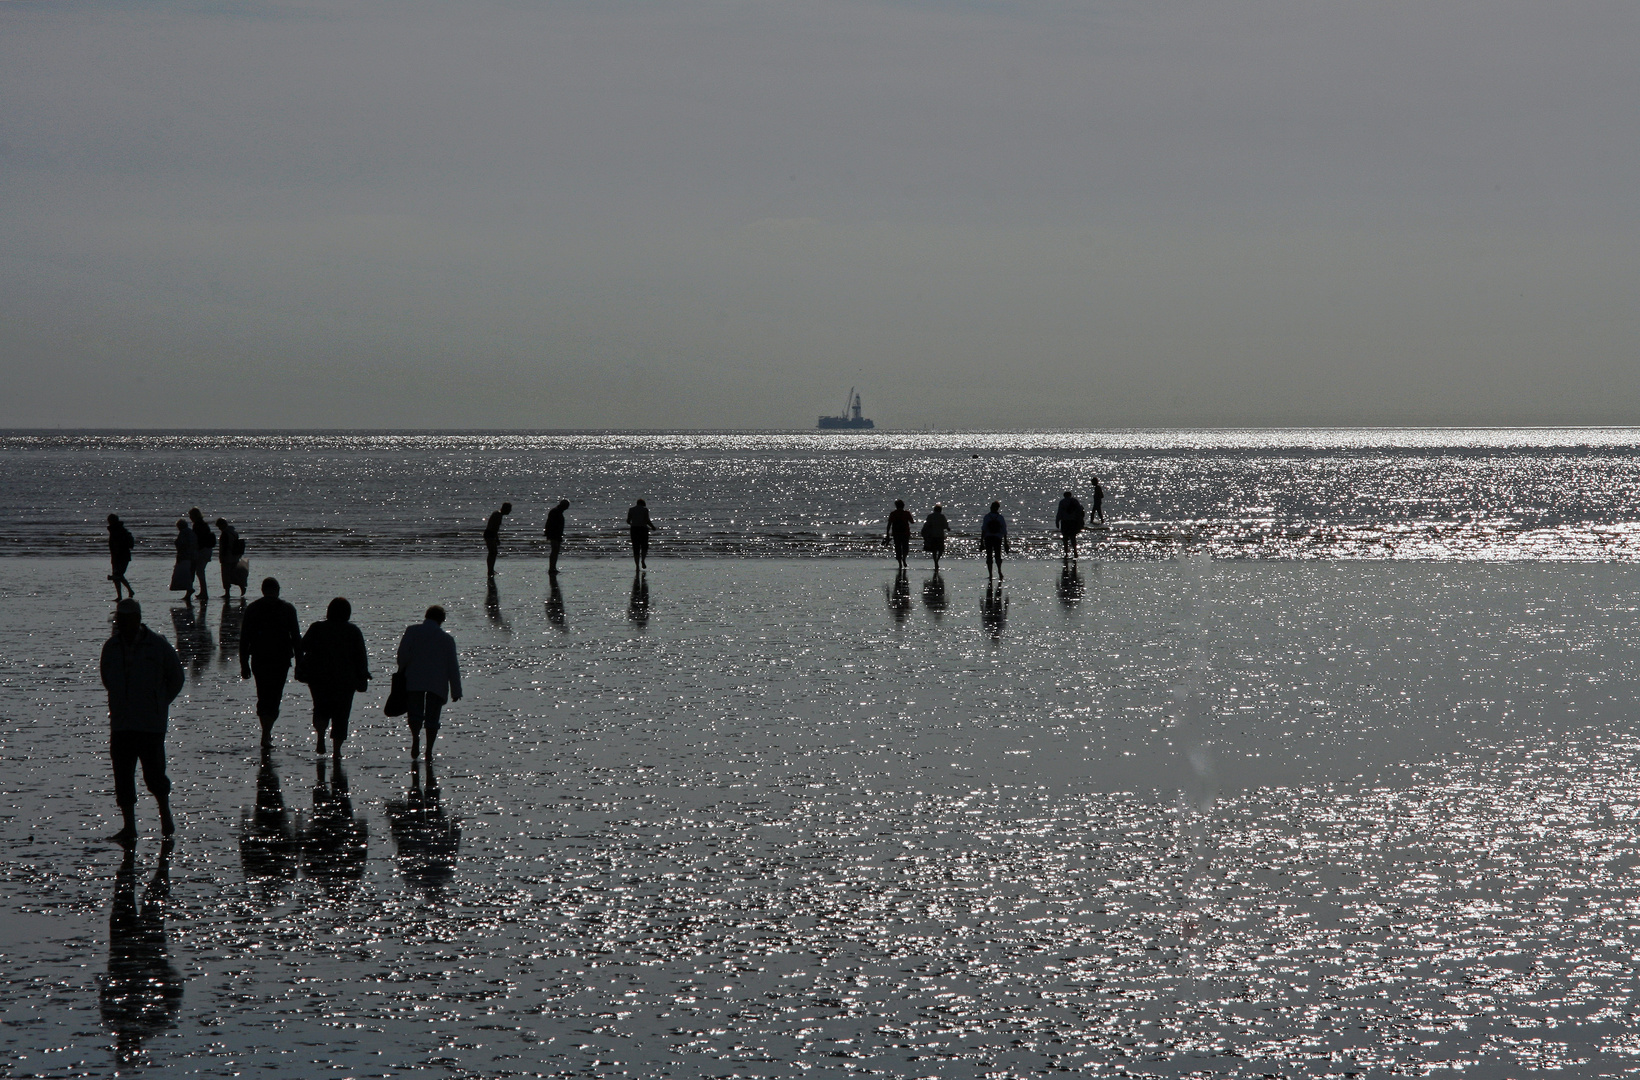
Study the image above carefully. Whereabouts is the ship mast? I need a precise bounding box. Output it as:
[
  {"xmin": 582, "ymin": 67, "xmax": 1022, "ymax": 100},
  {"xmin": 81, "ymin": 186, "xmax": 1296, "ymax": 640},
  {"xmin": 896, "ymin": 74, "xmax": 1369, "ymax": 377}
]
[{"xmin": 851, "ymin": 390, "xmax": 862, "ymax": 422}]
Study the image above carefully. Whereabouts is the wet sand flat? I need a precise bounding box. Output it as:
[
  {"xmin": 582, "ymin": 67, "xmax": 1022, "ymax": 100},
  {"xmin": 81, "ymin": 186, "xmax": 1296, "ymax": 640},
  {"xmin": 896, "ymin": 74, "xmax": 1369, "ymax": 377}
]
[{"xmin": 3, "ymin": 556, "xmax": 1640, "ymax": 1077}]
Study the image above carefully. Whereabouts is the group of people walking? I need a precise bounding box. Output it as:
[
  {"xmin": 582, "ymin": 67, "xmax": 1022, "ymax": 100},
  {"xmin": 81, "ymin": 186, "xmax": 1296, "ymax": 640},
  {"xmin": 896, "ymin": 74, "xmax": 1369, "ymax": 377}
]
[
  {"xmin": 884, "ymin": 478, "xmax": 1105, "ymax": 579},
  {"xmin": 104, "ymin": 509, "xmax": 251, "ymax": 603}
]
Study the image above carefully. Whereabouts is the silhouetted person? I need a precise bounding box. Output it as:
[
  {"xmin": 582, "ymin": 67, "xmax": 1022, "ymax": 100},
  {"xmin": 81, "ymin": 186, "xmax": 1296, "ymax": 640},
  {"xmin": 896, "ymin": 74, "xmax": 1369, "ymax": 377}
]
[
  {"xmin": 887, "ymin": 569, "xmax": 912, "ymax": 623},
  {"xmin": 1090, "ymin": 475, "xmax": 1105, "ymax": 523},
  {"xmin": 980, "ymin": 502, "xmax": 1010, "ymax": 579},
  {"xmin": 300, "ymin": 597, "xmax": 371, "ymax": 757},
  {"xmin": 920, "ymin": 504, "xmax": 950, "ymax": 571},
  {"xmin": 169, "ymin": 601, "xmax": 213, "ymax": 677},
  {"xmin": 240, "ymin": 577, "xmax": 303, "ymax": 747},
  {"xmin": 628, "ymin": 571, "xmax": 650, "ymax": 629},
  {"xmin": 169, "ymin": 519, "xmax": 197, "ymax": 601},
  {"xmin": 397, "ymin": 605, "xmax": 462, "ymax": 761},
  {"xmin": 1059, "ymin": 562, "xmax": 1084, "ymax": 608},
  {"xmin": 107, "ymin": 514, "xmax": 136, "ymax": 599},
  {"xmin": 921, "ymin": 572, "xmax": 948, "ymax": 618},
  {"xmin": 216, "ymin": 518, "xmax": 248, "ymax": 598},
  {"xmin": 299, "ymin": 757, "xmax": 367, "ymax": 895},
  {"xmin": 188, "ymin": 508, "xmax": 215, "ymax": 603},
  {"xmin": 545, "ymin": 499, "xmax": 570, "ymax": 576},
  {"xmin": 884, "ymin": 499, "xmax": 915, "ymax": 568},
  {"xmin": 484, "ymin": 502, "xmax": 512, "ymax": 577},
  {"xmin": 100, "ymin": 843, "xmax": 183, "ymax": 1066},
  {"xmin": 218, "ymin": 596, "xmax": 244, "ymax": 666},
  {"xmin": 387, "ymin": 761, "xmax": 461, "ymax": 898},
  {"xmin": 546, "ymin": 579, "xmax": 567, "ymax": 633},
  {"xmin": 626, "ymin": 499, "xmax": 656, "ymax": 569},
  {"xmin": 100, "ymin": 599, "xmax": 184, "ymax": 845},
  {"xmin": 982, "ymin": 582, "xmax": 1009, "ymax": 638},
  {"xmin": 240, "ymin": 747, "xmax": 298, "ymax": 885},
  {"xmin": 1055, "ymin": 490, "xmax": 1086, "ymax": 558}
]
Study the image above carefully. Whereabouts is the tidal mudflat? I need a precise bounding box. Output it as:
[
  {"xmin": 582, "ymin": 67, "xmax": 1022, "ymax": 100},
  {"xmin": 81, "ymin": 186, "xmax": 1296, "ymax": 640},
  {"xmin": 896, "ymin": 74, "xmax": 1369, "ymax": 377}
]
[{"xmin": 3, "ymin": 556, "xmax": 1639, "ymax": 1077}]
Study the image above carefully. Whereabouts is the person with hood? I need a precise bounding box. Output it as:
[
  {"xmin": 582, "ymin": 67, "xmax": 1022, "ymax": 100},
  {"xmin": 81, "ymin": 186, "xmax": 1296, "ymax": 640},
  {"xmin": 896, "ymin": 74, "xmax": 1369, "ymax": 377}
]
[
  {"xmin": 107, "ymin": 514, "xmax": 136, "ymax": 599},
  {"xmin": 396, "ymin": 605, "xmax": 463, "ymax": 762},
  {"xmin": 99, "ymin": 598, "xmax": 185, "ymax": 845},
  {"xmin": 300, "ymin": 597, "xmax": 371, "ymax": 757},
  {"xmin": 920, "ymin": 504, "xmax": 950, "ymax": 572}
]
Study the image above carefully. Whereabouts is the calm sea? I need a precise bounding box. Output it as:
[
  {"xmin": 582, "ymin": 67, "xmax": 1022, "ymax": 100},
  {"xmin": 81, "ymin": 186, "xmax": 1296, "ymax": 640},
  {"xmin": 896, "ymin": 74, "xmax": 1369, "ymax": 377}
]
[{"xmin": 4, "ymin": 427, "xmax": 1640, "ymax": 559}]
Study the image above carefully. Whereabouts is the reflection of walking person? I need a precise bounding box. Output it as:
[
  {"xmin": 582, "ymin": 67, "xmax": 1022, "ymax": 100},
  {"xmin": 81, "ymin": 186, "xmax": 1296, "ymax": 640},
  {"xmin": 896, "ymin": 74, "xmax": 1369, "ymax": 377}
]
[
  {"xmin": 1055, "ymin": 490, "xmax": 1085, "ymax": 558},
  {"xmin": 1090, "ymin": 475, "xmax": 1105, "ymax": 523},
  {"xmin": 544, "ymin": 499, "xmax": 570, "ymax": 576},
  {"xmin": 300, "ymin": 597, "xmax": 371, "ymax": 757},
  {"xmin": 107, "ymin": 514, "xmax": 136, "ymax": 599},
  {"xmin": 397, "ymin": 605, "xmax": 462, "ymax": 762},
  {"xmin": 884, "ymin": 500, "xmax": 914, "ymax": 569},
  {"xmin": 100, "ymin": 842, "xmax": 183, "ymax": 1066},
  {"xmin": 626, "ymin": 499, "xmax": 655, "ymax": 570},
  {"xmin": 100, "ymin": 599, "xmax": 184, "ymax": 845},
  {"xmin": 920, "ymin": 504, "xmax": 950, "ymax": 572},
  {"xmin": 980, "ymin": 502, "xmax": 1010, "ymax": 579},
  {"xmin": 484, "ymin": 503, "xmax": 512, "ymax": 577},
  {"xmin": 240, "ymin": 577, "xmax": 304, "ymax": 747}
]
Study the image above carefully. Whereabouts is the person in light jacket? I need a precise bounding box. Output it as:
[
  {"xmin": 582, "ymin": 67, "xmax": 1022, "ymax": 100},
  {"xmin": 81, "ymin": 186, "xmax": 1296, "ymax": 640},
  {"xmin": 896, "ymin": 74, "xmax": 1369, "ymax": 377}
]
[
  {"xmin": 396, "ymin": 605, "xmax": 463, "ymax": 762},
  {"xmin": 100, "ymin": 599, "xmax": 185, "ymax": 845}
]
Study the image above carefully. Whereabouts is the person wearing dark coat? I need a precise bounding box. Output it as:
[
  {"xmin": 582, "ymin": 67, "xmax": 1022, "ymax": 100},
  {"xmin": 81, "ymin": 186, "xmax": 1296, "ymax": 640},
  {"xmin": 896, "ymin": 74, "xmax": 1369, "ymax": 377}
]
[
  {"xmin": 107, "ymin": 514, "xmax": 136, "ymax": 599},
  {"xmin": 240, "ymin": 577, "xmax": 304, "ymax": 746},
  {"xmin": 980, "ymin": 502, "xmax": 1010, "ymax": 580},
  {"xmin": 100, "ymin": 599, "xmax": 185, "ymax": 845},
  {"xmin": 169, "ymin": 520, "xmax": 198, "ymax": 601},
  {"xmin": 626, "ymin": 499, "xmax": 656, "ymax": 570},
  {"xmin": 1054, "ymin": 491, "xmax": 1086, "ymax": 558},
  {"xmin": 484, "ymin": 502, "xmax": 512, "ymax": 577},
  {"xmin": 300, "ymin": 597, "xmax": 371, "ymax": 757},
  {"xmin": 544, "ymin": 500, "xmax": 570, "ymax": 577},
  {"xmin": 216, "ymin": 519, "xmax": 248, "ymax": 598},
  {"xmin": 188, "ymin": 509, "xmax": 215, "ymax": 603},
  {"xmin": 920, "ymin": 505, "xmax": 950, "ymax": 572},
  {"xmin": 396, "ymin": 605, "xmax": 463, "ymax": 762}
]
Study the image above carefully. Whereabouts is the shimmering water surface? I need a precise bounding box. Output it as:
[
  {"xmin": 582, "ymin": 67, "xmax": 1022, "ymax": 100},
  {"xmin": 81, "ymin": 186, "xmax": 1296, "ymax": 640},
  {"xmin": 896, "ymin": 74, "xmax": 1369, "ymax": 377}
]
[
  {"xmin": 6, "ymin": 428, "xmax": 1640, "ymax": 559},
  {"xmin": 5, "ymin": 556, "xmax": 1640, "ymax": 1077}
]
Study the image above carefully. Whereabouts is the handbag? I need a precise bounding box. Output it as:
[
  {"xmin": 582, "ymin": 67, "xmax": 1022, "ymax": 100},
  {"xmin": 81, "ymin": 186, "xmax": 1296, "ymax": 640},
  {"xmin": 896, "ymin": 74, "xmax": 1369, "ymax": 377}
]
[{"xmin": 384, "ymin": 670, "xmax": 408, "ymax": 717}]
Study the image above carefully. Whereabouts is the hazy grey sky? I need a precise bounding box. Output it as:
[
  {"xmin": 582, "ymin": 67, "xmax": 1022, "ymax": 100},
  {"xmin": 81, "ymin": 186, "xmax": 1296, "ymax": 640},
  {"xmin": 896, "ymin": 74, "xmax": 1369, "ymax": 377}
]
[{"xmin": 2, "ymin": 0, "xmax": 1637, "ymax": 428}]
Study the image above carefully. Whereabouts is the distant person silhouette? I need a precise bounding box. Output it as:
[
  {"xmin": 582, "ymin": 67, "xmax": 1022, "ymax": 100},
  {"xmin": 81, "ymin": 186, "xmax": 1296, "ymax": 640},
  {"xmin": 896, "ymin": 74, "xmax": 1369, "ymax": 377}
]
[
  {"xmin": 100, "ymin": 599, "xmax": 184, "ymax": 845},
  {"xmin": 980, "ymin": 502, "xmax": 1010, "ymax": 579},
  {"xmin": 188, "ymin": 509, "xmax": 215, "ymax": 603},
  {"xmin": 387, "ymin": 761, "xmax": 461, "ymax": 898},
  {"xmin": 240, "ymin": 577, "xmax": 304, "ymax": 747},
  {"xmin": 626, "ymin": 499, "xmax": 656, "ymax": 570},
  {"xmin": 169, "ymin": 520, "xmax": 197, "ymax": 601},
  {"xmin": 920, "ymin": 504, "xmax": 950, "ymax": 571},
  {"xmin": 546, "ymin": 579, "xmax": 567, "ymax": 633},
  {"xmin": 887, "ymin": 569, "xmax": 912, "ymax": 623},
  {"xmin": 884, "ymin": 500, "xmax": 915, "ymax": 568},
  {"xmin": 921, "ymin": 571, "xmax": 947, "ymax": 618},
  {"xmin": 484, "ymin": 503, "xmax": 512, "ymax": 577},
  {"xmin": 397, "ymin": 605, "xmax": 463, "ymax": 762},
  {"xmin": 982, "ymin": 582, "xmax": 1009, "ymax": 638},
  {"xmin": 216, "ymin": 518, "xmax": 248, "ymax": 598},
  {"xmin": 107, "ymin": 514, "xmax": 136, "ymax": 599},
  {"xmin": 1090, "ymin": 475, "xmax": 1105, "ymax": 523},
  {"xmin": 299, "ymin": 758, "xmax": 368, "ymax": 896},
  {"xmin": 544, "ymin": 499, "xmax": 570, "ymax": 576},
  {"xmin": 628, "ymin": 571, "xmax": 650, "ymax": 629},
  {"xmin": 1055, "ymin": 490, "xmax": 1086, "ymax": 558},
  {"xmin": 300, "ymin": 597, "xmax": 371, "ymax": 757},
  {"xmin": 100, "ymin": 842, "xmax": 183, "ymax": 1066},
  {"xmin": 240, "ymin": 748, "xmax": 298, "ymax": 886}
]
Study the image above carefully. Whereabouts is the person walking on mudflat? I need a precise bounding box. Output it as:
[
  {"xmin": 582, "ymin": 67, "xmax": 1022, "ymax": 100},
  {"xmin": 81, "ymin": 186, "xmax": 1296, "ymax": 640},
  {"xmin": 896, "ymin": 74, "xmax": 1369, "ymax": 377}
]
[
  {"xmin": 188, "ymin": 509, "xmax": 216, "ymax": 603},
  {"xmin": 240, "ymin": 577, "xmax": 304, "ymax": 747},
  {"xmin": 107, "ymin": 514, "xmax": 136, "ymax": 599},
  {"xmin": 1090, "ymin": 475, "xmax": 1105, "ymax": 523},
  {"xmin": 300, "ymin": 597, "xmax": 371, "ymax": 757},
  {"xmin": 981, "ymin": 501, "xmax": 1010, "ymax": 579},
  {"xmin": 397, "ymin": 605, "xmax": 463, "ymax": 762},
  {"xmin": 216, "ymin": 518, "xmax": 249, "ymax": 598},
  {"xmin": 626, "ymin": 499, "xmax": 656, "ymax": 570},
  {"xmin": 1055, "ymin": 490, "xmax": 1086, "ymax": 558},
  {"xmin": 484, "ymin": 503, "xmax": 512, "ymax": 577},
  {"xmin": 169, "ymin": 520, "xmax": 198, "ymax": 602},
  {"xmin": 884, "ymin": 500, "xmax": 915, "ymax": 569},
  {"xmin": 921, "ymin": 504, "xmax": 950, "ymax": 572},
  {"xmin": 100, "ymin": 599, "xmax": 184, "ymax": 845},
  {"xmin": 544, "ymin": 500, "xmax": 570, "ymax": 577}
]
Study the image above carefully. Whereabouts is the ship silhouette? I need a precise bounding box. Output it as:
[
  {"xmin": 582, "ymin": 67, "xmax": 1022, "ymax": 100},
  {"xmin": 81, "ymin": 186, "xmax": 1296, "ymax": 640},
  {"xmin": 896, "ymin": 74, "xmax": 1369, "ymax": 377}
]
[{"xmin": 817, "ymin": 387, "xmax": 874, "ymax": 430}]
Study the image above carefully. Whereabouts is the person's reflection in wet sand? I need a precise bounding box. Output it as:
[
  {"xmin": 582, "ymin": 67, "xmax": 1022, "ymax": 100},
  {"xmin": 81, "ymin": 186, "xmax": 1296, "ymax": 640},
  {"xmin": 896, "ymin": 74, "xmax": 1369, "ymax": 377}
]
[
  {"xmin": 921, "ymin": 572, "xmax": 947, "ymax": 621},
  {"xmin": 981, "ymin": 583, "xmax": 1009, "ymax": 639},
  {"xmin": 169, "ymin": 603, "xmax": 213, "ymax": 676},
  {"xmin": 1058, "ymin": 563, "xmax": 1084, "ymax": 609},
  {"xmin": 218, "ymin": 597, "xmax": 245, "ymax": 667},
  {"xmin": 628, "ymin": 572, "xmax": 649, "ymax": 630},
  {"xmin": 298, "ymin": 758, "xmax": 367, "ymax": 895},
  {"xmin": 239, "ymin": 747, "xmax": 298, "ymax": 890},
  {"xmin": 485, "ymin": 579, "xmax": 511, "ymax": 635},
  {"xmin": 545, "ymin": 579, "xmax": 568, "ymax": 634},
  {"xmin": 386, "ymin": 761, "xmax": 461, "ymax": 898},
  {"xmin": 887, "ymin": 570, "xmax": 912, "ymax": 624},
  {"xmin": 100, "ymin": 842, "xmax": 183, "ymax": 1067}
]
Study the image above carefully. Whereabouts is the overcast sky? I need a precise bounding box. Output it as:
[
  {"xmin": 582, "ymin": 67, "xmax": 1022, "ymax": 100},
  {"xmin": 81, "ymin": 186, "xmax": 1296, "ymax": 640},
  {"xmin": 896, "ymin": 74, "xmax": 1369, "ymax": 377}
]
[{"xmin": 2, "ymin": 0, "xmax": 1637, "ymax": 429}]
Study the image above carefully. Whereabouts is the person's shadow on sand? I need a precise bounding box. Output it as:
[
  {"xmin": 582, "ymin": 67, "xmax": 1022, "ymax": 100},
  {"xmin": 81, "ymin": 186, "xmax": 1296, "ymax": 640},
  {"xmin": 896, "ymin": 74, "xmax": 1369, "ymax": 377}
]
[
  {"xmin": 100, "ymin": 842, "xmax": 183, "ymax": 1067},
  {"xmin": 887, "ymin": 570, "xmax": 912, "ymax": 624},
  {"xmin": 298, "ymin": 758, "xmax": 367, "ymax": 897},
  {"xmin": 218, "ymin": 597, "xmax": 245, "ymax": 667},
  {"xmin": 240, "ymin": 747, "xmax": 298, "ymax": 892},
  {"xmin": 545, "ymin": 580, "xmax": 568, "ymax": 634},
  {"xmin": 628, "ymin": 572, "xmax": 650, "ymax": 631},
  {"xmin": 170, "ymin": 603, "xmax": 213, "ymax": 676},
  {"xmin": 981, "ymin": 583, "xmax": 1009, "ymax": 639},
  {"xmin": 387, "ymin": 761, "xmax": 461, "ymax": 899},
  {"xmin": 921, "ymin": 572, "xmax": 947, "ymax": 620}
]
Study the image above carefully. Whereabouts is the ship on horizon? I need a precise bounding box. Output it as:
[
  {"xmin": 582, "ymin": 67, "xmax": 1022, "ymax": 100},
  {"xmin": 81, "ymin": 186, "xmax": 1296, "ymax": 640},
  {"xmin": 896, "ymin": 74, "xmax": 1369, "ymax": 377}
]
[{"xmin": 817, "ymin": 387, "xmax": 874, "ymax": 430}]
